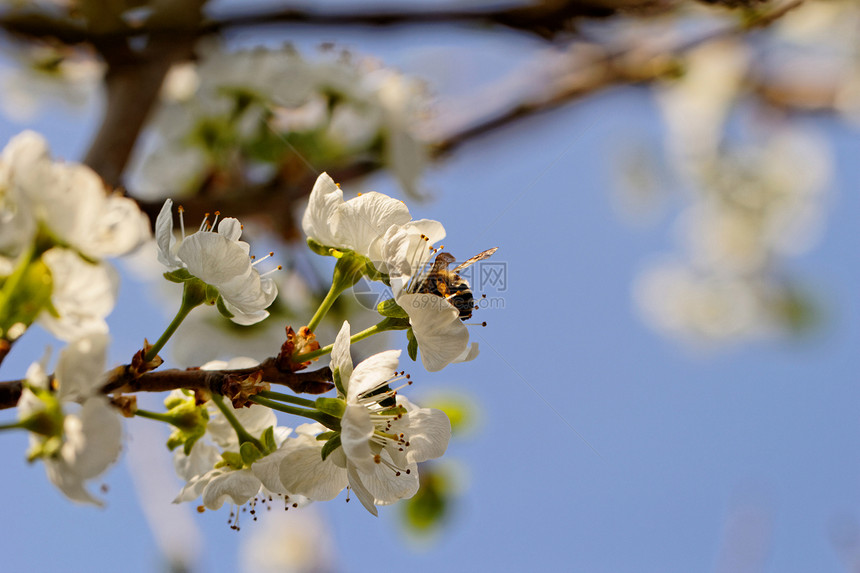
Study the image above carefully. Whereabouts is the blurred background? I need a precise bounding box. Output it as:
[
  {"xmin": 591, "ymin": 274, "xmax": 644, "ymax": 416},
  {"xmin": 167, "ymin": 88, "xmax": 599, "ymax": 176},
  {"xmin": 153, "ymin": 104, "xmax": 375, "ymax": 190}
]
[{"xmin": 0, "ymin": 0, "xmax": 858, "ymax": 571}]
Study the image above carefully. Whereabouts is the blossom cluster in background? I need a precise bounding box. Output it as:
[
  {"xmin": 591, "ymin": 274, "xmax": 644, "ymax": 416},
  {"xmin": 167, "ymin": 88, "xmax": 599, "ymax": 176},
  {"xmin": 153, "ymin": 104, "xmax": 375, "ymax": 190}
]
[{"xmin": 129, "ymin": 44, "xmax": 430, "ymax": 201}]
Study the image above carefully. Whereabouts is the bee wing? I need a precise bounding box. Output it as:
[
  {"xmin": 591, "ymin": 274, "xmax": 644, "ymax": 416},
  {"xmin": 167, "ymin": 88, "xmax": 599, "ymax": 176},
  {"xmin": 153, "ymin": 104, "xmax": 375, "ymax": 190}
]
[{"xmin": 452, "ymin": 247, "xmax": 498, "ymax": 272}]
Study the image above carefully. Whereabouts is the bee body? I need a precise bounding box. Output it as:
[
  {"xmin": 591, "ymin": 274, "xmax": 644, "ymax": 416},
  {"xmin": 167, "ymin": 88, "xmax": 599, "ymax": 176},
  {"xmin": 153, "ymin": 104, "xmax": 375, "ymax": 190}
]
[{"xmin": 415, "ymin": 247, "xmax": 497, "ymax": 321}]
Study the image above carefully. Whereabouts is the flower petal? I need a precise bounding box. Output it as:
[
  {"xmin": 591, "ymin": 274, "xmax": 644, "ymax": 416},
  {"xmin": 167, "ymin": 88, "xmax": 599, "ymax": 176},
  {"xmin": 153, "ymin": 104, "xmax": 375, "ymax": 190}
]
[
  {"xmin": 178, "ymin": 231, "xmax": 251, "ymax": 286},
  {"xmin": 346, "ymin": 464, "xmax": 378, "ymax": 516},
  {"xmin": 393, "ymin": 401, "xmax": 451, "ymax": 464},
  {"xmin": 397, "ymin": 292, "xmax": 469, "ymax": 372},
  {"xmin": 155, "ymin": 199, "xmax": 180, "ymax": 269},
  {"xmin": 55, "ymin": 332, "xmax": 109, "ymax": 402},
  {"xmin": 330, "ymin": 321, "xmax": 353, "ymax": 389},
  {"xmin": 201, "ymin": 468, "xmax": 262, "ymax": 510},
  {"xmin": 335, "ymin": 191, "xmax": 410, "ymax": 257},
  {"xmin": 347, "ymin": 349, "xmax": 400, "ymax": 400},
  {"xmin": 340, "ymin": 403, "xmax": 374, "ymax": 473},
  {"xmin": 278, "ymin": 438, "xmax": 348, "ymax": 501},
  {"xmin": 302, "ymin": 173, "xmax": 343, "ymax": 247}
]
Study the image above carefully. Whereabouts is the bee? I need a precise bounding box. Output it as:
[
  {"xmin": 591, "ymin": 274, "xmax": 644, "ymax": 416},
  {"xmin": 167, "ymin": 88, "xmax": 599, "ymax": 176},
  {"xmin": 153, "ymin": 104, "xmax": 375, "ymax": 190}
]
[{"xmin": 417, "ymin": 247, "xmax": 498, "ymax": 321}]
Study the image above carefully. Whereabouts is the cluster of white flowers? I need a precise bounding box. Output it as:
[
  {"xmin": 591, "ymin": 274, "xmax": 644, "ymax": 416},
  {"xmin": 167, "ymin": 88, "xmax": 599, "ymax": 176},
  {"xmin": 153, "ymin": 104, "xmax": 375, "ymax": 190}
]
[
  {"xmin": 131, "ymin": 45, "xmax": 429, "ymax": 199},
  {"xmin": 0, "ymin": 125, "xmax": 478, "ymax": 524},
  {"xmin": 17, "ymin": 332, "xmax": 120, "ymax": 505},
  {"xmin": 0, "ymin": 44, "xmax": 104, "ymax": 122},
  {"xmin": 632, "ymin": 42, "xmax": 831, "ymax": 344},
  {"xmin": 303, "ymin": 173, "xmax": 479, "ymax": 371},
  {"xmin": 0, "ymin": 131, "xmax": 149, "ymax": 339},
  {"xmin": 171, "ymin": 325, "xmax": 450, "ymax": 517}
]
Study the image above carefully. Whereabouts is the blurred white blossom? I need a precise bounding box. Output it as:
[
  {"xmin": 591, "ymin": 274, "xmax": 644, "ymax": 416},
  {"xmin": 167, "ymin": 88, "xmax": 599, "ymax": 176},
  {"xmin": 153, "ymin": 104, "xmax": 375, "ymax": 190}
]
[{"xmin": 129, "ymin": 45, "xmax": 430, "ymax": 199}]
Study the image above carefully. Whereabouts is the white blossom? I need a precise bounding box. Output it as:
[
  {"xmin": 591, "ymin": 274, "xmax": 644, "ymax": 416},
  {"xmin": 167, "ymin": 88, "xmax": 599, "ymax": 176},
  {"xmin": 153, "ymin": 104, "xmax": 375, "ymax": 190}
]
[
  {"xmin": 155, "ymin": 199, "xmax": 278, "ymax": 325},
  {"xmin": 278, "ymin": 321, "xmax": 450, "ymax": 515},
  {"xmin": 381, "ymin": 223, "xmax": 478, "ymax": 372},
  {"xmin": 172, "ymin": 358, "xmax": 305, "ymax": 512},
  {"xmin": 0, "ymin": 131, "xmax": 149, "ymax": 259},
  {"xmin": 18, "ymin": 332, "xmax": 121, "ymax": 506},
  {"xmin": 302, "ymin": 172, "xmax": 411, "ymax": 264}
]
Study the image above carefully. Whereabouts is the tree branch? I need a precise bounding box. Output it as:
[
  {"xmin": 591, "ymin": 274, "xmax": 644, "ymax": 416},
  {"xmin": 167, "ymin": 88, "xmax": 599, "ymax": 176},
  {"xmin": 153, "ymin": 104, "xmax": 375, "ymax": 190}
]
[
  {"xmin": 0, "ymin": 1, "xmax": 675, "ymax": 44},
  {"xmin": 0, "ymin": 361, "xmax": 333, "ymax": 410}
]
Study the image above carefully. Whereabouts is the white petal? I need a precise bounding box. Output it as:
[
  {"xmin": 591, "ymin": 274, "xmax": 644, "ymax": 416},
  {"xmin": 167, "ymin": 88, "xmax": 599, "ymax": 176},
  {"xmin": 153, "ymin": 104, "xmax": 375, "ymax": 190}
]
[
  {"xmin": 347, "ymin": 349, "xmax": 400, "ymax": 400},
  {"xmin": 330, "ymin": 321, "xmax": 353, "ymax": 387},
  {"xmin": 346, "ymin": 464, "xmax": 378, "ymax": 516},
  {"xmin": 155, "ymin": 199, "xmax": 180, "ymax": 269},
  {"xmin": 334, "ymin": 191, "xmax": 410, "ymax": 257},
  {"xmin": 174, "ymin": 440, "xmax": 220, "ymax": 482},
  {"xmin": 302, "ymin": 173, "xmax": 342, "ymax": 247},
  {"xmin": 454, "ymin": 342, "xmax": 480, "ymax": 364},
  {"xmin": 356, "ymin": 455, "xmax": 419, "ymax": 505},
  {"xmin": 278, "ymin": 438, "xmax": 348, "ymax": 501},
  {"xmin": 216, "ymin": 217, "xmax": 242, "ymax": 242},
  {"xmin": 44, "ymin": 457, "xmax": 103, "ymax": 506},
  {"xmin": 60, "ymin": 397, "xmax": 122, "ymax": 480},
  {"xmin": 395, "ymin": 405, "xmax": 451, "ymax": 463},
  {"xmin": 39, "ymin": 249, "xmax": 118, "ymax": 341},
  {"xmin": 174, "ymin": 468, "xmax": 220, "ymax": 504},
  {"xmin": 55, "ymin": 332, "xmax": 109, "ymax": 402},
  {"xmin": 340, "ymin": 404, "xmax": 375, "ymax": 473},
  {"xmin": 250, "ymin": 447, "xmax": 293, "ymax": 495},
  {"xmin": 178, "ymin": 231, "xmax": 251, "ymax": 286},
  {"xmin": 201, "ymin": 468, "xmax": 261, "ymax": 510},
  {"xmin": 398, "ymin": 292, "xmax": 469, "ymax": 372}
]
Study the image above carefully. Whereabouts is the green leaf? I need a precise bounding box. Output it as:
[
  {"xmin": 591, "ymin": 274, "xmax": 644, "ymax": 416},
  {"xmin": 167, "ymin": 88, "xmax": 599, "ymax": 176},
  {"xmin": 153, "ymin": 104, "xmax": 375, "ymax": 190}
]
[
  {"xmin": 406, "ymin": 328, "xmax": 418, "ymax": 362},
  {"xmin": 315, "ymin": 431, "xmax": 338, "ymax": 441},
  {"xmin": 377, "ymin": 298, "xmax": 409, "ymax": 319},
  {"xmin": 320, "ymin": 433, "xmax": 342, "ymax": 461}
]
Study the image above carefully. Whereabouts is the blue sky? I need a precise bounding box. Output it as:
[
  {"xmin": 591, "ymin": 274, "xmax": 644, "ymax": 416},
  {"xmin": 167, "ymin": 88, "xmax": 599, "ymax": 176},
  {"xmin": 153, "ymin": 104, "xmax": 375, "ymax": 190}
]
[{"xmin": 1, "ymin": 13, "xmax": 859, "ymax": 573}]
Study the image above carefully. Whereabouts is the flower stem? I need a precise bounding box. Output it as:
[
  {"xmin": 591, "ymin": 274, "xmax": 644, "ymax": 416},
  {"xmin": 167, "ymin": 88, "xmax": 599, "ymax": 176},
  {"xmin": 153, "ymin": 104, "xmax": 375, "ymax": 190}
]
[
  {"xmin": 258, "ymin": 390, "xmax": 317, "ymax": 409},
  {"xmin": 249, "ymin": 395, "xmax": 340, "ymax": 431},
  {"xmin": 133, "ymin": 409, "xmax": 176, "ymax": 425},
  {"xmin": 306, "ymin": 254, "xmax": 366, "ymax": 333},
  {"xmin": 294, "ymin": 317, "xmax": 403, "ymax": 363},
  {"xmin": 306, "ymin": 280, "xmax": 342, "ymax": 334},
  {"xmin": 0, "ymin": 420, "xmax": 24, "ymax": 431},
  {"xmin": 211, "ymin": 394, "xmax": 265, "ymax": 451},
  {"xmin": 144, "ymin": 281, "xmax": 206, "ymax": 363}
]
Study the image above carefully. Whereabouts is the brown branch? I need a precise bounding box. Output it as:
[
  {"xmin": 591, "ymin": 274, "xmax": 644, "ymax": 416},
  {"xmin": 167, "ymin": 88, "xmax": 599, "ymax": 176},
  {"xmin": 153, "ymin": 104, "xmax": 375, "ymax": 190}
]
[
  {"xmin": 83, "ymin": 37, "xmax": 196, "ymax": 186},
  {"xmin": 102, "ymin": 358, "xmax": 332, "ymax": 396},
  {"xmin": 0, "ymin": 1, "xmax": 675, "ymax": 45},
  {"xmin": 0, "ymin": 379, "xmax": 22, "ymax": 411},
  {"xmin": 0, "ymin": 361, "xmax": 333, "ymax": 410}
]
